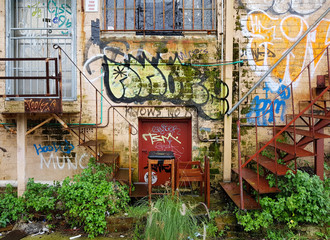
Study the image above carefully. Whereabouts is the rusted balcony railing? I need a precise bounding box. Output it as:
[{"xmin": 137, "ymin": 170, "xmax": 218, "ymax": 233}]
[
  {"xmin": 0, "ymin": 57, "xmax": 62, "ymax": 98},
  {"xmin": 0, "ymin": 57, "xmax": 63, "ymax": 113}
]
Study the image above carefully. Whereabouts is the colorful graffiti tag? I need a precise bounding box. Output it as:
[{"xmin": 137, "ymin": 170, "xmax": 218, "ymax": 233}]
[
  {"xmin": 246, "ymin": 81, "xmax": 291, "ymax": 125},
  {"xmin": 242, "ymin": 10, "xmax": 330, "ymax": 90},
  {"xmin": 240, "ymin": 0, "xmax": 329, "ymax": 123},
  {"xmin": 102, "ymin": 48, "xmax": 228, "ymax": 120},
  {"xmin": 84, "ymin": 34, "xmax": 229, "ymax": 120}
]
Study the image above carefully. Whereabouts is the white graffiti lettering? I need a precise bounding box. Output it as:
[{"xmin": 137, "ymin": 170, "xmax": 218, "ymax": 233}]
[
  {"xmin": 40, "ymin": 152, "xmax": 88, "ymax": 170},
  {"xmin": 142, "ymin": 133, "xmax": 182, "ymax": 145}
]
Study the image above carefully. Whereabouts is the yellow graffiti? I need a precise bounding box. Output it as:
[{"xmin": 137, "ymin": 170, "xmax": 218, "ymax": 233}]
[
  {"xmin": 142, "ymin": 133, "xmax": 182, "ymax": 145},
  {"xmin": 245, "ymin": 11, "xmax": 330, "ymax": 84}
]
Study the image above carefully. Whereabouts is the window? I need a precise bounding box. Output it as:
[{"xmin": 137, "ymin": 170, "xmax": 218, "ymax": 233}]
[
  {"xmin": 104, "ymin": 0, "xmax": 216, "ymax": 34},
  {"xmin": 6, "ymin": 0, "xmax": 76, "ymax": 100}
]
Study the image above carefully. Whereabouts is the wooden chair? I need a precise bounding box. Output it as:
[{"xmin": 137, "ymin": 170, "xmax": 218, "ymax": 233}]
[{"xmin": 175, "ymin": 156, "xmax": 210, "ymax": 207}]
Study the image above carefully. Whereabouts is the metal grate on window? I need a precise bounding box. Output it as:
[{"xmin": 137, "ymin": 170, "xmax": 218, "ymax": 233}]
[
  {"xmin": 103, "ymin": 0, "xmax": 216, "ymax": 34},
  {"xmin": 6, "ymin": 0, "xmax": 76, "ymax": 100}
]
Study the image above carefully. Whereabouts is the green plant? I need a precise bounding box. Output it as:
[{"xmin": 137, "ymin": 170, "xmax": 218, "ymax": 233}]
[
  {"xmin": 144, "ymin": 196, "xmax": 198, "ymax": 240},
  {"xmin": 23, "ymin": 179, "xmax": 59, "ymax": 220},
  {"xmin": 58, "ymin": 158, "xmax": 130, "ymax": 238},
  {"xmin": 236, "ymin": 170, "xmax": 330, "ymax": 233},
  {"xmin": 206, "ymin": 210, "xmax": 222, "ymax": 238},
  {"xmin": 0, "ymin": 184, "xmax": 25, "ymax": 227},
  {"xmin": 126, "ymin": 204, "xmax": 149, "ymax": 218}
]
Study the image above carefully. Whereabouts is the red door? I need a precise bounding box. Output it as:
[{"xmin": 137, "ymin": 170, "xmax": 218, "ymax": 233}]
[{"xmin": 138, "ymin": 118, "xmax": 192, "ymax": 186}]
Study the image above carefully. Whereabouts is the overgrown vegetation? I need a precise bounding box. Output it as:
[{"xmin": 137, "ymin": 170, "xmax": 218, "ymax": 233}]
[
  {"xmin": 0, "ymin": 184, "xmax": 25, "ymax": 227},
  {"xmin": 236, "ymin": 170, "xmax": 330, "ymax": 239},
  {"xmin": 143, "ymin": 195, "xmax": 199, "ymax": 240},
  {"xmin": 0, "ymin": 158, "xmax": 130, "ymax": 238},
  {"xmin": 58, "ymin": 159, "xmax": 130, "ymax": 238}
]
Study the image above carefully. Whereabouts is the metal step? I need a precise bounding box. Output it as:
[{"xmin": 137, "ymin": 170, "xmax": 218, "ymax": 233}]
[
  {"xmin": 220, "ymin": 182, "xmax": 261, "ymax": 210},
  {"xmin": 300, "ymin": 114, "xmax": 330, "ymax": 120},
  {"xmin": 79, "ymin": 139, "xmax": 106, "ymax": 147},
  {"xmin": 232, "ymin": 168, "xmax": 280, "ymax": 194},
  {"xmin": 114, "ymin": 168, "xmax": 134, "ymax": 183},
  {"xmin": 275, "ymin": 127, "xmax": 330, "ymax": 139},
  {"xmin": 250, "ymin": 154, "xmax": 290, "ymax": 176},
  {"xmin": 99, "ymin": 153, "xmax": 119, "ymax": 164},
  {"xmin": 264, "ymin": 141, "xmax": 315, "ymax": 157},
  {"xmin": 131, "ymin": 182, "xmax": 148, "ymax": 198}
]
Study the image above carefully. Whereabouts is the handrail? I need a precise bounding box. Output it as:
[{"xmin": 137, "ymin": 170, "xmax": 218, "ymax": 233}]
[
  {"xmin": 53, "ymin": 44, "xmax": 138, "ymax": 134},
  {"xmin": 240, "ymin": 44, "xmax": 330, "ymax": 169},
  {"xmin": 227, "ymin": 7, "xmax": 330, "ymax": 116},
  {"xmin": 237, "ymin": 44, "xmax": 330, "ymax": 209}
]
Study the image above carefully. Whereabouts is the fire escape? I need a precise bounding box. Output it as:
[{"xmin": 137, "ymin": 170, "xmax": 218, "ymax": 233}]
[{"xmin": 221, "ymin": 8, "xmax": 330, "ymax": 209}]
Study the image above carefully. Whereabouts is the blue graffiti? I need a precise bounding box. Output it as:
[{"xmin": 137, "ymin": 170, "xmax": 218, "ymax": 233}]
[
  {"xmin": 34, "ymin": 139, "xmax": 74, "ymax": 155},
  {"xmin": 246, "ymin": 81, "xmax": 291, "ymax": 125},
  {"xmin": 47, "ymin": 1, "xmax": 72, "ymax": 35}
]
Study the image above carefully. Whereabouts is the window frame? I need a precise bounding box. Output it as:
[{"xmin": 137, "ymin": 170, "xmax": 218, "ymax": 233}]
[
  {"xmin": 5, "ymin": 0, "xmax": 77, "ymax": 101},
  {"xmin": 103, "ymin": 0, "xmax": 217, "ymax": 35}
]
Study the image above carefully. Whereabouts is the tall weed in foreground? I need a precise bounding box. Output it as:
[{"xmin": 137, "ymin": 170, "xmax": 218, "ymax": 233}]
[{"xmin": 144, "ymin": 195, "xmax": 198, "ymax": 240}]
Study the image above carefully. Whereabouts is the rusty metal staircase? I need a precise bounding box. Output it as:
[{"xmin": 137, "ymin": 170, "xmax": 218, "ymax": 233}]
[
  {"xmin": 52, "ymin": 45, "xmax": 148, "ymax": 198},
  {"xmin": 221, "ymin": 44, "xmax": 330, "ymax": 210}
]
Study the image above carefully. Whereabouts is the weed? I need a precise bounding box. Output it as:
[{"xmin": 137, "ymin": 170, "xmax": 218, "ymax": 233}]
[{"xmin": 144, "ymin": 195, "xmax": 198, "ymax": 240}]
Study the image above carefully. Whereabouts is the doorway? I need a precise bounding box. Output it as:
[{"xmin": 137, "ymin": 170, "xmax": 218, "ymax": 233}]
[{"xmin": 138, "ymin": 118, "xmax": 192, "ymax": 186}]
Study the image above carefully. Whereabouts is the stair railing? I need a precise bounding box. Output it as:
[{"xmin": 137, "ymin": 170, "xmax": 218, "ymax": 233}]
[
  {"xmin": 227, "ymin": 7, "xmax": 330, "ymax": 116},
  {"xmin": 53, "ymin": 44, "xmax": 136, "ymax": 192},
  {"xmin": 237, "ymin": 44, "xmax": 330, "ymax": 209}
]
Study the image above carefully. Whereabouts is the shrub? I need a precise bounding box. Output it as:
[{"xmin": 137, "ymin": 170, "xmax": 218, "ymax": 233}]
[
  {"xmin": 58, "ymin": 159, "xmax": 130, "ymax": 238},
  {"xmin": 23, "ymin": 179, "xmax": 60, "ymax": 220},
  {"xmin": 236, "ymin": 170, "xmax": 330, "ymax": 238},
  {"xmin": 0, "ymin": 184, "xmax": 25, "ymax": 227}
]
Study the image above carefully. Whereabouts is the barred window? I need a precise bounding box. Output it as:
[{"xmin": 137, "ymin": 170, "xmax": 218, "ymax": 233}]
[{"xmin": 104, "ymin": 0, "xmax": 216, "ymax": 35}]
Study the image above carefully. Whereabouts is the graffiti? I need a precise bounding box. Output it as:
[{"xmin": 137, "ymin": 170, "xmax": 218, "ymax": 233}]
[
  {"xmin": 144, "ymin": 172, "xmax": 158, "ymax": 184},
  {"xmin": 242, "ymin": 10, "xmax": 330, "ymax": 90},
  {"xmin": 142, "ymin": 133, "xmax": 182, "ymax": 145},
  {"xmin": 251, "ymin": 46, "xmax": 276, "ymax": 62},
  {"xmin": 177, "ymin": 49, "xmax": 208, "ymax": 60},
  {"xmin": 28, "ymin": 1, "xmax": 43, "ymax": 18},
  {"xmin": 125, "ymin": 107, "xmax": 194, "ymax": 118},
  {"xmin": 239, "ymin": 0, "xmax": 327, "ymax": 15},
  {"xmin": 40, "ymin": 152, "xmax": 87, "ymax": 170},
  {"xmin": 246, "ymin": 81, "xmax": 291, "ymax": 125},
  {"xmin": 47, "ymin": 0, "xmax": 72, "ymax": 35},
  {"xmin": 151, "ymin": 124, "xmax": 181, "ymax": 135},
  {"xmin": 34, "ymin": 139, "xmax": 74, "ymax": 155},
  {"xmin": 125, "ymin": 107, "xmax": 162, "ymax": 118},
  {"xmin": 24, "ymin": 99, "xmax": 61, "ymax": 113},
  {"xmin": 84, "ymin": 32, "xmax": 229, "ymax": 119},
  {"xmin": 101, "ymin": 48, "xmax": 228, "ymax": 120},
  {"xmin": 143, "ymin": 164, "xmax": 172, "ymax": 173}
]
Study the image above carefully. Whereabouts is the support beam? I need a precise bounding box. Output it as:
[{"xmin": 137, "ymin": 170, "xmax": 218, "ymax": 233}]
[
  {"xmin": 223, "ymin": 0, "xmax": 234, "ymax": 182},
  {"xmin": 26, "ymin": 116, "xmax": 54, "ymax": 136},
  {"xmin": 17, "ymin": 114, "xmax": 27, "ymax": 196}
]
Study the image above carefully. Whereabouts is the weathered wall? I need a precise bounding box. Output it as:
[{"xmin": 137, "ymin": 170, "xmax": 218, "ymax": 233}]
[
  {"xmin": 82, "ymin": 31, "xmax": 227, "ymax": 182},
  {"xmin": 0, "ymin": 0, "xmax": 329, "ymax": 186}
]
